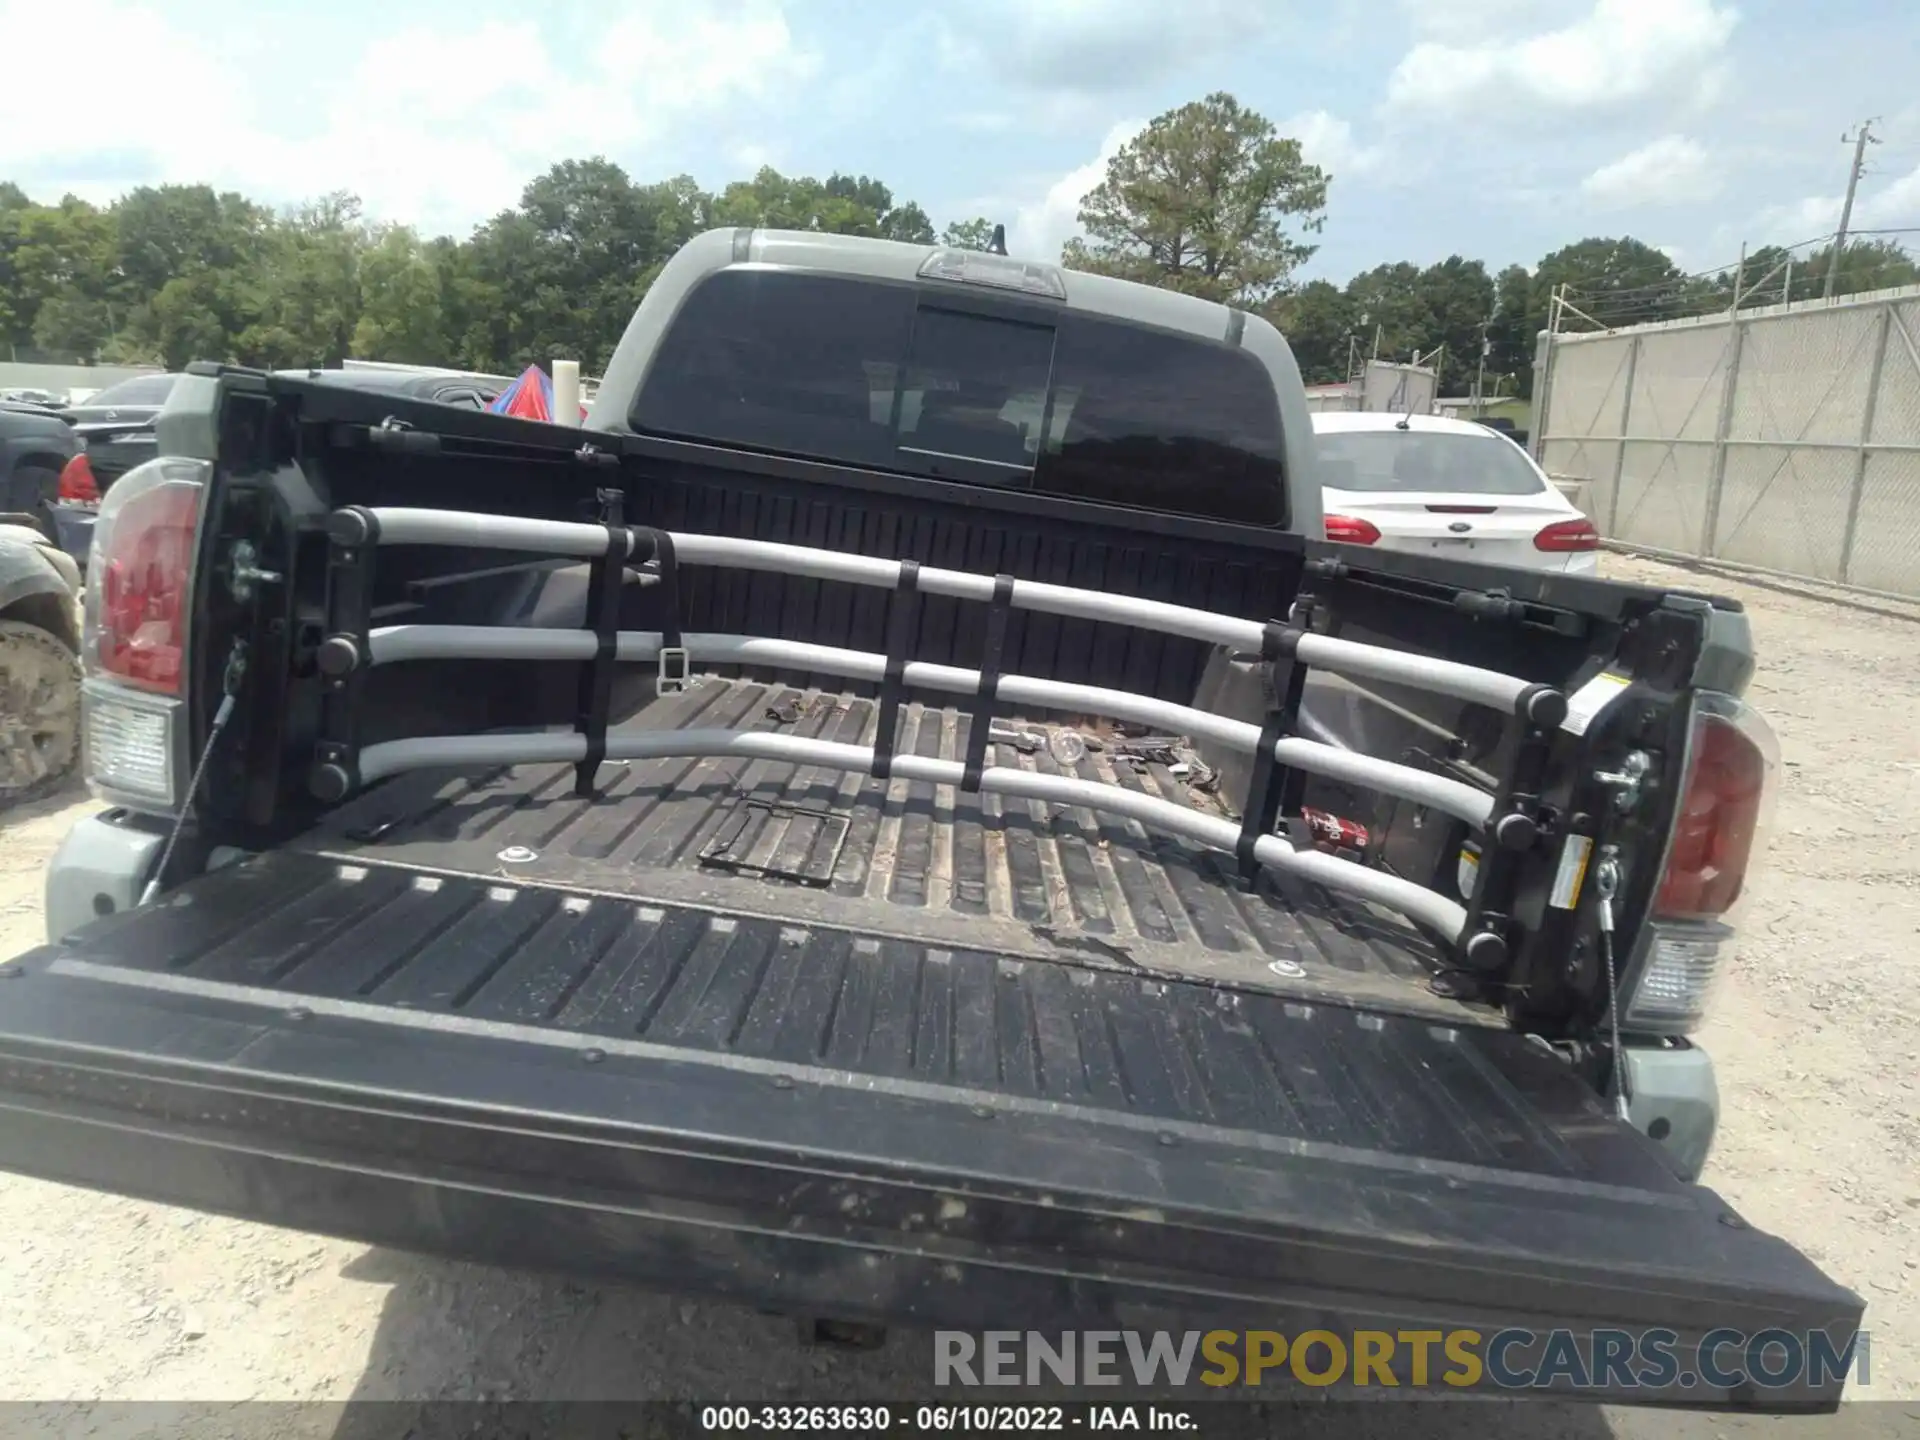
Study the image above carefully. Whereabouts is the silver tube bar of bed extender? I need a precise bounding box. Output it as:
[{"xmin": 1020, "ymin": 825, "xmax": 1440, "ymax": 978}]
[
  {"xmin": 347, "ymin": 510, "xmax": 1537, "ymax": 714},
  {"xmin": 364, "ymin": 625, "xmax": 1497, "ymax": 826},
  {"xmin": 352, "ymin": 728, "xmax": 1470, "ymax": 940}
]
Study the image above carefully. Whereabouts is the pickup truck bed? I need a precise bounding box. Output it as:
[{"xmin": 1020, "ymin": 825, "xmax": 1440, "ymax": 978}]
[
  {"xmin": 0, "ymin": 346, "xmax": 1862, "ymax": 1406},
  {"xmin": 295, "ymin": 676, "xmax": 1453, "ymax": 1018}
]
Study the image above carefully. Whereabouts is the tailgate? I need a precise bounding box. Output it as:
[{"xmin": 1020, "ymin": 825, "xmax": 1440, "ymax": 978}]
[{"xmin": 0, "ymin": 851, "xmax": 1861, "ymax": 1407}]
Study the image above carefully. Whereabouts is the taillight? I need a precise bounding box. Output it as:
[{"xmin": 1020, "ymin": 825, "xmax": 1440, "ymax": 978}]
[
  {"xmin": 58, "ymin": 453, "xmax": 100, "ymax": 505},
  {"xmin": 1655, "ymin": 711, "xmax": 1768, "ymax": 919},
  {"xmin": 1627, "ymin": 698, "xmax": 1779, "ymax": 1032},
  {"xmin": 1324, "ymin": 514, "xmax": 1381, "ymax": 545},
  {"xmin": 1534, "ymin": 517, "xmax": 1600, "ymax": 552},
  {"xmin": 81, "ymin": 458, "xmax": 208, "ymax": 696}
]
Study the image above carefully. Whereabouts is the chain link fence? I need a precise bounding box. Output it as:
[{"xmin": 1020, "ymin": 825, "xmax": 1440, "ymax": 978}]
[{"xmin": 1532, "ymin": 287, "xmax": 1920, "ymax": 598}]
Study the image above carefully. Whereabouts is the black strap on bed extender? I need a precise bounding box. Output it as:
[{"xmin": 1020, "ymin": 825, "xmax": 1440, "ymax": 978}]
[
  {"xmin": 870, "ymin": 560, "xmax": 921, "ymax": 780},
  {"xmin": 572, "ymin": 490, "xmax": 627, "ymax": 798},
  {"xmin": 631, "ymin": 525, "xmax": 687, "ymax": 693},
  {"xmin": 1235, "ymin": 620, "xmax": 1311, "ymax": 883},
  {"xmin": 960, "ymin": 574, "xmax": 1016, "ymax": 793}
]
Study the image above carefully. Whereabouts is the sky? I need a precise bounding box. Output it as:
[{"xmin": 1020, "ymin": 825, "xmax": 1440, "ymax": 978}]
[{"xmin": 4, "ymin": 0, "xmax": 1920, "ymax": 286}]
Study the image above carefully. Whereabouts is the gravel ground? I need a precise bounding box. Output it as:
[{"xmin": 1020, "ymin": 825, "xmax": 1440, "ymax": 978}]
[{"xmin": 0, "ymin": 551, "xmax": 1915, "ymax": 1437}]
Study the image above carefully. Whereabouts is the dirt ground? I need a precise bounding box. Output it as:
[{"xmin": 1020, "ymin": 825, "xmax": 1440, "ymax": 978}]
[{"xmin": 0, "ymin": 551, "xmax": 1915, "ymax": 1436}]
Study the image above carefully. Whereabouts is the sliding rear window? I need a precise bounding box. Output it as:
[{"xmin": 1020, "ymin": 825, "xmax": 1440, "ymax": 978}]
[{"xmin": 632, "ymin": 267, "xmax": 1285, "ymax": 524}]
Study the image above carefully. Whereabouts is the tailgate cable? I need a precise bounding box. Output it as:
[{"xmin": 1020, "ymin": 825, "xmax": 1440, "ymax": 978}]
[
  {"xmin": 138, "ymin": 640, "xmax": 247, "ymax": 908},
  {"xmin": 1593, "ymin": 845, "xmax": 1630, "ymax": 1120}
]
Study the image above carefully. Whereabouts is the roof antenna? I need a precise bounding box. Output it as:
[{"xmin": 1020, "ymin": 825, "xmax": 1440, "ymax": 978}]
[{"xmin": 987, "ymin": 223, "xmax": 1008, "ymax": 256}]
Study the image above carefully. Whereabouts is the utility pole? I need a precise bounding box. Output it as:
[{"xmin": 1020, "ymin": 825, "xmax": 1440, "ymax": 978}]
[{"xmin": 1824, "ymin": 118, "xmax": 1881, "ymax": 299}]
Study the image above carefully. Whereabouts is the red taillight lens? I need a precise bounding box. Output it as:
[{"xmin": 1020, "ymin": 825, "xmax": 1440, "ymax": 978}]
[
  {"xmin": 87, "ymin": 466, "xmax": 205, "ymax": 695},
  {"xmin": 1534, "ymin": 517, "xmax": 1600, "ymax": 552},
  {"xmin": 58, "ymin": 453, "xmax": 101, "ymax": 505},
  {"xmin": 1324, "ymin": 514, "xmax": 1381, "ymax": 545},
  {"xmin": 1656, "ymin": 712, "xmax": 1768, "ymax": 919}
]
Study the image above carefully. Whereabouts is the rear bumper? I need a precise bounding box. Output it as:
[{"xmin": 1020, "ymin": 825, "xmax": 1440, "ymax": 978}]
[
  {"xmin": 0, "ymin": 934, "xmax": 1860, "ymax": 1408},
  {"xmin": 47, "ymin": 503, "xmax": 94, "ymax": 571}
]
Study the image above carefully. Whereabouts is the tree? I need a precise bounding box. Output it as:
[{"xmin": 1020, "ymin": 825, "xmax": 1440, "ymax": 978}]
[
  {"xmin": 940, "ymin": 217, "xmax": 998, "ymax": 251},
  {"xmin": 1416, "ymin": 256, "xmax": 1496, "ymax": 391},
  {"xmin": 1264, "ymin": 279, "xmax": 1356, "ymax": 383},
  {"xmin": 1791, "ymin": 238, "xmax": 1919, "ymax": 303},
  {"xmin": 239, "ymin": 192, "xmax": 370, "ymax": 369},
  {"xmin": 0, "ymin": 195, "xmax": 117, "ymax": 358},
  {"xmin": 351, "ymin": 225, "xmax": 450, "ymax": 365},
  {"xmin": 822, "ymin": 174, "xmax": 934, "ymax": 244},
  {"xmin": 1060, "ymin": 92, "xmax": 1328, "ymax": 306},
  {"xmin": 1486, "ymin": 264, "xmax": 1535, "ymax": 397},
  {"xmin": 1533, "ymin": 237, "xmax": 1688, "ymax": 334},
  {"xmin": 1343, "ymin": 262, "xmax": 1432, "ymax": 364}
]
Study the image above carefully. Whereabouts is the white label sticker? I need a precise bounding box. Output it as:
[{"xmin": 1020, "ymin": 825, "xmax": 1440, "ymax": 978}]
[
  {"xmin": 1550, "ymin": 834, "xmax": 1594, "ymax": 910},
  {"xmin": 1561, "ymin": 671, "xmax": 1631, "ymax": 736},
  {"xmin": 1456, "ymin": 845, "xmax": 1480, "ymax": 900}
]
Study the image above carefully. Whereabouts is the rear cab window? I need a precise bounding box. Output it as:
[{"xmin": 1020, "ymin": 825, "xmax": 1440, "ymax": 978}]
[
  {"xmin": 631, "ymin": 269, "xmax": 1286, "ymax": 526},
  {"xmin": 1316, "ymin": 429, "xmax": 1548, "ymax": 496}
]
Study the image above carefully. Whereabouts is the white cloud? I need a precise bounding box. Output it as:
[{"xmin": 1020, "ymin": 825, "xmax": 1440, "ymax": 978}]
[
  {"xmin": 0, "ymin": 0, "xmax": 817, "ymax": 235},
  {"xmin": 1395, "ymin": 0, "xmax": 1551, "ymax": 37},
  {"xmin": 1580, "ymin": 135, "xmax": 1718, "ymax": 208},
  {"xmin": 1009, "ymin": 120, "xmax": 1143, "ymax": 263},
  {"xmin": 941, "ymin": 0, "xmax": 1270, "ymax": 95},
  {"xmin": 1280, "ymin": 111, "xmax": 1383, "ymax": 179},
  {"xmin": 1387, "ymin": 0, "xmax": 1738, "ymax": 114}
]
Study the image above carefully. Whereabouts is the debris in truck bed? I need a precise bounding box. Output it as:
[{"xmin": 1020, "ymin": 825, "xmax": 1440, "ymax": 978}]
[
  {"xmin": 988, "ymin": 725, "xmax": 1044, "ymax": 753},
  {"xmin": 765, "ymin": 697, "xmax": 804, "ymax": 725}
]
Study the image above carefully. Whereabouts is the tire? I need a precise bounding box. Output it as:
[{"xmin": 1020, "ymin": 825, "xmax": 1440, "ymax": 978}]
[
  {"xmin": 10, "ymin": 465, "xmax": 63, "ymax": 543},
  {"xmin": 0, "ymin": 617, "xmax": 82, "ymax": 807}
]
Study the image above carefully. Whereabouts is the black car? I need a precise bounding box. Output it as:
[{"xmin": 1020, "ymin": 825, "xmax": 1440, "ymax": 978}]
[
  {"xmin": 45, "ymin": 373, "xmax": 184, "ymax": 570},
  {"xmin": 52, "ymin": 369, "xmax": 503, "ymax": 569},
  {"xmin": 0, "ymin": 399, "xmax": 82, "ymax": 538},
  {"xmin": 60, "ymin": 372, "xmax": 182, "ymax": 477}
]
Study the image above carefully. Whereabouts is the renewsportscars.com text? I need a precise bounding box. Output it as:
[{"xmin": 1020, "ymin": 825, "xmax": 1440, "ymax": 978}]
[{"xmin": 934, "ymin": 1328, "xmax": 1867, "ymax": 1394}]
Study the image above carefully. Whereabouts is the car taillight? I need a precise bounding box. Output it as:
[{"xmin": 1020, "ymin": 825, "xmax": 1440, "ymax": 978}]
[
  {"xmin": 1626, "ymin": 697, "xmax": 1780, "ymax": 1032},
  {"xmin": 1324, "ymin": 514, "xmax": 1381, "ymax": 545},
  {"xmin": 81, "ymin": 457, "xmax": 208, "ymax": 696},
  {"xmin": 1534, "ymin": 517, "xmax": 1600, "ymax": 552},
  {"xmin": 1656, "ymin": 711, "xmax": 1769, "ymax": 919},
  {"xmin": 58, "ymin": 453, "xmax": 100, "ymax": 505}
]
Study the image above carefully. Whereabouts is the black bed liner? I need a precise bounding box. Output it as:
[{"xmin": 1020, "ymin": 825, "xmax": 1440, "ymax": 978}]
[{"xmin": 295, "ymin": 675, "xmax": 1459, "ymax": 1016}]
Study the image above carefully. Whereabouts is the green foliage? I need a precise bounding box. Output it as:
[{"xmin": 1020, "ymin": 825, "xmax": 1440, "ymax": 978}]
[
  {"xmin": 1263, "ymin": 280, "xmax": 1354, "ymax": 384},
  {"xmin": 941, "ymin": 217, "xmax": 998, "ymax": 251},
  {"xmin": 1061, "ymin": 92, "xmax": 1328, "ymax": 306},
  {"xmin": 0, "ymin": 160, "xmax": 948, "ymax": 373}
]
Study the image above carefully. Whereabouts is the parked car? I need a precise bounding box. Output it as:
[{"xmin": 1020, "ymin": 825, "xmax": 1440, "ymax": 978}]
[
  {"xmin": 1314, "ymin": 410, "xmax": 1598, "ymax": 573},
  {"xmin": 0, "ymin": 388, "xmax": 67, "ymax": 409},
  {"xmin": 49, "ymin": 373, "xmax": 184, "ymax": 567},
  {"xmin": 0, "ymin": 398, "xmax": 82, "ymax": 541},
  {"xmin": 0, "ymin": 516, "xmax": 82, "ymax": 805},
  {"xmin": 52, "ymin": 370, "xmax": 505, "ymax": 571},
  {"xmin": 0, "ymin": 230, "xmax": 1858, "ymax": 1409}
]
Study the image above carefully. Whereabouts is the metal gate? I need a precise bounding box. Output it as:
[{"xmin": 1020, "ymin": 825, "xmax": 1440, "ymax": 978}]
[{"xmin": 1532, "ymin": 287, "xmax": 1920, "ymax": 598}]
